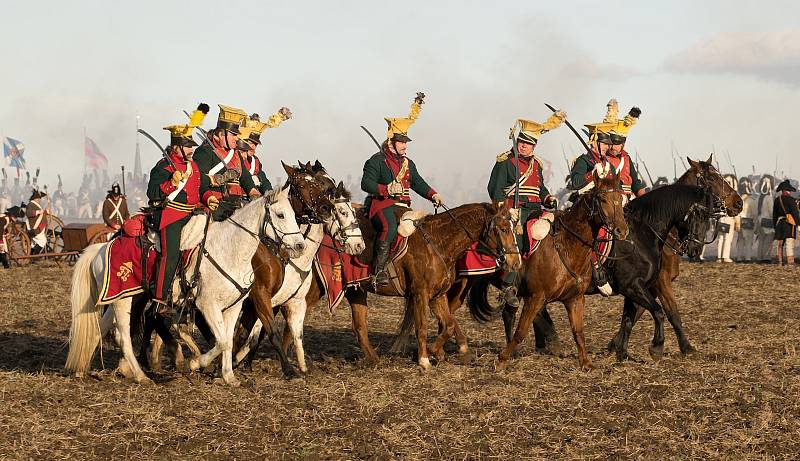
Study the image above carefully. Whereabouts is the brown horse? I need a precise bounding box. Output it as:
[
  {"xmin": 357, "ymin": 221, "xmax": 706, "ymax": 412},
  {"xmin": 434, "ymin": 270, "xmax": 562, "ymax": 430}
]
[
  {"xmin": 468, "ymin": 172, "xmax": 629, "ymax": 370},
  {"xmin": 530, "ymin": 154, "xmax": 743, "ymax": 359},
  {"xmin": 263, "ymin": 202, "xmax": 521, "ymax": 370}
]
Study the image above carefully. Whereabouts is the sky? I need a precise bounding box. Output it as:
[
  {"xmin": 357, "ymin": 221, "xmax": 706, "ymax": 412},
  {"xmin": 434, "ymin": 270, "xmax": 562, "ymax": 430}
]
[{"xmin": 1, "ymin": 0, "xmax": 798, "ymax": 200}]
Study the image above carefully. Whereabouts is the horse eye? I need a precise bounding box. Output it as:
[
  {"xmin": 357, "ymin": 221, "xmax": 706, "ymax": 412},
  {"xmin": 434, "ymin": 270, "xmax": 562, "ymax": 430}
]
[{"xmin": 276, "ymin": 213, "xmax": 285, "ymax": 219}]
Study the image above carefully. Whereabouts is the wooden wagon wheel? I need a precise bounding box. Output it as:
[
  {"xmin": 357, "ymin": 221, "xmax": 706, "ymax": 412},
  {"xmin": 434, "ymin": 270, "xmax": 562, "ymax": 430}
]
[
  {"xmin": 88, "ymin": 230, "xmax": 110, "ymax": 245},
  {"xmin": 7, "ymin": 226, "xmax": 31, "ymax": 266},
  {"xmin": 46, "ymin": 215, "xmax": 65, "ymax": 255}
]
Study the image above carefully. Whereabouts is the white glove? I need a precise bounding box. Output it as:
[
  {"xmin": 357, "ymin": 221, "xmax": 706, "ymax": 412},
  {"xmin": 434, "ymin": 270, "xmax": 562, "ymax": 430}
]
[
  {"xmin": 432, "ymin": 194, "xmax": 444, "ymax": 207},
  {"xmin": 593, "ymin": 162, "xmax": 610, "ymax": 177},
  {"xmin": 387, "ymin": 181, "xmax": 404, "ymax": 196}
]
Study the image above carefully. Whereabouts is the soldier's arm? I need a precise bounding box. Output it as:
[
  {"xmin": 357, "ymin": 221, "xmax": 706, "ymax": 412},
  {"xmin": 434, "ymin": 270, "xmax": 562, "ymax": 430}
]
[
  {"xmin": 409, "ymin": 160, "xmax": 436, "ymax": 200},
  {"xmin": 147, "ymin": 161, "xmax": 175, "ymax": 201},
  {"xmin": 199, "ymin": 168, "xmax": 222, "ymax": 206},
  {"xmin": 569, "ymin": 156, "xmax": 592, "ymax": 191},
  {"xmin": 257, "ymin": 170, "xmax": 272, "ymax": 193},
  {"xmin": 789, "ymin": 197, "xmax": 800, "ymax": 224},
  {"xmin": 772, "ymin": 198, "xmax": 780, "ymax": 223},
  {"xmin": 102, "ymin": 200, "xmax": 114, "ymax": 227},
  {"xmin": 630, "ymin": 161, "xmax": 647, "ymax": 196},
  {"xmin": 489, "ymin": 161, "xmax": 512, "ymax": 203},
  {"xmin": 360, "ymin": 157, "xmax": 387, "ymax": 197},
  {"xmin": 538, "ymin": 165, "xmax": 551, "ymax": 200}
]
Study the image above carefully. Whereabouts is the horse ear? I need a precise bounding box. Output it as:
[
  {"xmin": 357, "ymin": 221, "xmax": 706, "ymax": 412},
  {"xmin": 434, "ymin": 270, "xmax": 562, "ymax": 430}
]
[
  {"xmin": 706, "ymin": 153, "xmax": 713, "ymax": 163},
  {"xmin": 687, "ymin": 157, "xmax": 698, "ymax": 168},
  {"xmin": 282, "ymin": 161, "xmax": 295, "ymax": 176},
  {"xmin": 313, "ymin": 160, "xmax": 324, "ymax": 173},
  {"xmin": 336, "ymin": 180, "xmax": 345, "ymax": 195}
]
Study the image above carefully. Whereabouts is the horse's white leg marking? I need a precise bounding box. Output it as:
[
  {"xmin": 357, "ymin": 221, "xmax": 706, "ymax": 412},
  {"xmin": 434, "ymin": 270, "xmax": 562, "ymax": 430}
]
[{"xmin": 285, "ymin": 299, "xmax": 308, "ymax": 373}]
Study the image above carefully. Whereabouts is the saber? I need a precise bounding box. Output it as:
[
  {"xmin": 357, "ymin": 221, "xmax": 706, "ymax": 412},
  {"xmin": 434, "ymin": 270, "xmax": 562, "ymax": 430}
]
[
  {"xmin": 137, "ymin": 128, "xmax": 175, "ymax": 170},
  {"xmin": 509, "ymin": 123, "xmax": 520, "ymax": 209},
  {"xmin": 360, "ymin": 125, "xmax": 382, "ymax": 150},
  {"xmin": 545, "ymin": 103, "xmax": 591, "ymax": 153},
  {"xmin": 636, "ymin": 149, "xmax": 655, "ymax": 187}
]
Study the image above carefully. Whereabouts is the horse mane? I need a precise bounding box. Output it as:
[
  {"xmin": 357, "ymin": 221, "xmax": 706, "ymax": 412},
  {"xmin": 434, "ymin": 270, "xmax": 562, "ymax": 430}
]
[
  {"xmin": 418, "ymin": 202, "xmax": 493, "ymax": 232},
  {"xmin": 626, "ymin": 184, "xmax": 705, "ymax": 226}
]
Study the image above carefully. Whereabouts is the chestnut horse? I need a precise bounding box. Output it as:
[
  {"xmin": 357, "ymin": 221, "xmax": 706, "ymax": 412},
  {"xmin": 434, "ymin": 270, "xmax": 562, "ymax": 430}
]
[
  {"xmin": 247, "ymin": 201, "xmax": 521, "ymax": 370},
  {"xmin": 529, "ymin": 154, "xmax": 743, "ymax": 359},
  {"xmin": 467, "ymin": 172, "xmax": 629, "ymax": 370}
]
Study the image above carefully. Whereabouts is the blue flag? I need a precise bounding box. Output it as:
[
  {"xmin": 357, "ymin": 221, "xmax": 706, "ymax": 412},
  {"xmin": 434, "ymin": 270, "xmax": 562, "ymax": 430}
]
[{"xmin": 3, "ymin": 137, "xmax": 26, "ymax": 174}]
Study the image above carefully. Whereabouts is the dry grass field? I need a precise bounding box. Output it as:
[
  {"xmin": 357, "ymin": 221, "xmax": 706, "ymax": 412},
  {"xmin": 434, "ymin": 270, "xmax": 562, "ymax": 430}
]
[{"xmin": 0, "ymin": 262, "xmax": 798, "ymax": 460}]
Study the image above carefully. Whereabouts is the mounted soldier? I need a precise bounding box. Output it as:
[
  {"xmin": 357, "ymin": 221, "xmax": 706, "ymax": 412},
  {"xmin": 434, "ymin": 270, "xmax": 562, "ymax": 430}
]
[
  {"xmin": 102, "ymin": 183, "xmax": 130, "ymax": 231},
  {"xmin": 26, "ymin": 188, "xmax": 49, "ymax": 254},
  {"xmin": 237, "ymin": 108, "xmax": 292, "ymax": 196},
  {"xmin": 487, "ymin": 111, "xmax": 566, "ymax": 307},
  {"xmin": 569, "ymin": 99, "xmax": 643, "ymax": 294},
  {"xmin": 0, "ymin": 169, "xmax": 10, "ymax": 214},
  {"xmin": 147, "ymin": 109, "xmax": 221, "ymax": 312},
  {"xmin": 361, "ymin": 92, "xmax": 444, "ymax": 286},
  {"xmin": 773, "ymin": 179, "xmax": 799, "ymax": 266},
  {"xmin": 192, "ymin": 104, "xmax": 258, "ymax": 210},
  {"xmin": 0, "ymin": 209, "xmax": 9, "ymax": 268}
]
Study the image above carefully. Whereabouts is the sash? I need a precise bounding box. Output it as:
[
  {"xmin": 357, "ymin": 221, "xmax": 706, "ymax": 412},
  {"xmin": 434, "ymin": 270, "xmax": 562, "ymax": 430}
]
[
  {"xmin": 108, "ymin": 197, "xmax": 124, "ymax": 222},
  {"xmin": 248, "ymin": 157, "xmax": 261, "ymax": 186},
  {"xmin": 167, "ymin": 163, "xmax": 192, "ymax": 201},
  {"xmin": 504, "ymin": 159, "xmax": 536, "ymax": 198},
  {"xmin": 780, "ymin": 197, "xmax": 796, "ymax": 226},
  {"xmin": 209, "ymin": 149, "xmax": 235, "ymax": 175}
]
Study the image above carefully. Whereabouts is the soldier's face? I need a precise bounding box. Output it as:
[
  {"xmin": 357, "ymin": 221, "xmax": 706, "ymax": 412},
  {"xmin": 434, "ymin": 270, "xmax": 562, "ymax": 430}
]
[
  {"xmin": 610, "ymin": 143, "xmax": 623, "ymax": 155},
  {"xmin": 180, "ymin": 145, "xmax": 195, "ymax": 159},
  {"xmin": 225, "ymin": 131, "xmax": 239, "ymax": 149},
  {"xmin": 517, "ymin": 141, "xmax": 535, "ymax": 157},
  {"xmin": 598, "ymin": 142, "xmax": 612, "ymax": 156},
  {"xmin": 393, "ymin": 141, "xmax": 408, "ymax": 156}
]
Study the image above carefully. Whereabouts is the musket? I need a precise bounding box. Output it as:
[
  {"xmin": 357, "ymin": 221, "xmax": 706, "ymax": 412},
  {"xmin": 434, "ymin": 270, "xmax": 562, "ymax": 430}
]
[
  {"xmin": 121, "ymin": 165, "xmax": 126, "ymax": 195},
  {"xmin": 545, "ymin": 103, "xmax": 591, "ymax": 153},
  {"xmin": 137, "ymin": 128, "xmax": 175, "ymax": 170},
  {"xmin": 672, "ymin": 141, "xmax": 688, "ymax": 170},
  {"xmin": 359, "ymin": 125, "xmax": 382, "ymax": 151},
  {"xmin": 636, "ymin": 149, "xmax": 655, "ymax": 187},
  {"xmin": 560, "ymin": 144, "xmax": 571, "ymax": 174},
  {"xmin": 672, "ymin": 156, "xmax": 677, "ymax": 182},
  {"xmin": 724, "ymin": 150, "xmax": 738, "ymax": 178}
]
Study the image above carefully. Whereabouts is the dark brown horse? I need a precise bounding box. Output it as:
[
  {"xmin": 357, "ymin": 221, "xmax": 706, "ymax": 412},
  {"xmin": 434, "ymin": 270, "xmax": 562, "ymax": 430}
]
[
  {"xmin": 262, "ymin": 202, "xmax": 520, "ymax": 370},
  {"xmin": 467, "ymin": 173, "xmax": 629, "ymax": 370}
]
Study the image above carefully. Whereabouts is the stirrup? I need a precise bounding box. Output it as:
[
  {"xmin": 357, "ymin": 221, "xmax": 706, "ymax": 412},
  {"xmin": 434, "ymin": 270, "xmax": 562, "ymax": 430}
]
[
  {"xmin": 592, "ymin": 265, "xmax": 612, "ymax": 297},
  {"xmin": 499, "ymin": 285, "xmax": 520, "ymax": 308}
]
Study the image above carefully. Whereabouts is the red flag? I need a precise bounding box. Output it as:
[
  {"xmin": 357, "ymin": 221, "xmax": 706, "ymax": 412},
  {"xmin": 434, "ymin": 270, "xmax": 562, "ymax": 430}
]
[{"xmin": 85, "ymin": 137, "xmax": 108, "ymax": 170}]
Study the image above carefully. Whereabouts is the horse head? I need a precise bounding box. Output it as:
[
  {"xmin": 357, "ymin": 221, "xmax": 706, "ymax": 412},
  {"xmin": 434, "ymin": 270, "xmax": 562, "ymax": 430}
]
[
  {"xmin": 485, "ymin": 203, "xmax": 522, "ymax": 272},
  {"xmin": 684, "ymin": 154, "xmax": 743, "ymax": 216},
  {"xmin": 680, "ymin": 187, "xmax": 717, "ymax": 259},
  {"xmin": 282, "ymin": 161, "xmax": 334, "ymax": 222},
  {"xmin": 264, "ymin": 184, "xmax": 306, "ymax": 258},
  {"xmin": 588, "ymin": 171, "xmax": 629, "ymax": 240},
  {"xmin": 328, "ymin": 180, "xmax": 366, "ymax": 255}
]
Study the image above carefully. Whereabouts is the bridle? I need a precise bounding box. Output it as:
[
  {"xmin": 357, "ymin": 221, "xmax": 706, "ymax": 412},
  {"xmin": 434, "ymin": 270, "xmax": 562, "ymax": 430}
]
[
  {"xmin": 643, "ymin": 185, "xmax": 721, "ymax": 256},
  {"xmin": 327, "ymin": 197, "xmax": 362, "ymax": 248},
  {"xmin": 434, "ymin": 203, "xmax": 520, "ymax": 265},
  {"xmin": 693, "ymin": 166, "xmax": 732, "ymax": 216}
]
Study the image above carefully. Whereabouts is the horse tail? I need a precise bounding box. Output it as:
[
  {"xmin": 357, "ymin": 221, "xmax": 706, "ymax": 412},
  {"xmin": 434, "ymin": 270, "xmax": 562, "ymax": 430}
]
[
  {"xmin": 467, "ymin": 276, "xmax": 501, "ymax": 323},
  {"xmin": 390, "ymin": 296, "xmax": 415, "ymax": 353},
  {"xmin": 65, "ymin": 244, "xmax": 104, "ymax": 376}
]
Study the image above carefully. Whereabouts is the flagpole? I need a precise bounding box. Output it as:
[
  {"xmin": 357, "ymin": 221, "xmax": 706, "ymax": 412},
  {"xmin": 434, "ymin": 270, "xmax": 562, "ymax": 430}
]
[{"xmin": 83, "ymin": 126, "xmax": 87, "ymax": 178}]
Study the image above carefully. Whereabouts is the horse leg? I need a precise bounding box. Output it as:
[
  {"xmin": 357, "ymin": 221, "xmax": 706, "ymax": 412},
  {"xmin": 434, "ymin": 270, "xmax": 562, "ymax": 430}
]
[
  {"xmin": 562, "ymin": 296, "xmax": 593, "ymax": 371},
  {"xmin": 655, "ymin": 276, "xmax": 694, "ymax": 354},
  {"xmin": 217, "ymin": 304, "xmax": 244, "ymax": 386},
  {"xmin": 448, "ymin": 279, "xmax": 476, "ymax": 364},
  {"xmin": 249, "ymin": 288, "xmax": 299, "ymax": 378},
  {"xmin": 501, "ymin": 303, "xmax": 518, "ymax": 344},
  {"xmin": 411, "ymin": 290, "xmax": 432, "ymax": 370},
  {"xmin": 428, "ymin": 295, "xmax": 455, "ymax": 363},
  {"xmin": 497, "ymin": 293, "xmax": 546, "ymax": 371},
  {"xmin": 345, "ymin": 288, "xmax": 379, "ymax": 365},
  {"xmin": 284, "ymin": 298, "xmax": 310, "ymax": 373},
  {"xmin": 112, "ymin": 300, "xmax": 151, "ymax": 383},
  {"xmin": 615, "ymin": 297, "xmax": 638, "ymax": 362},
  {"xmin": 189, "ymin": 305, "xmax": 227, "ymax": 374}
]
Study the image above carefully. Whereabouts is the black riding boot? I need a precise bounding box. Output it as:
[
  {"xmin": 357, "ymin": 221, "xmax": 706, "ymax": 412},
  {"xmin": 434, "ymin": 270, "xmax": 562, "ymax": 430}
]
[
  {"xmin": 0, "ymin": 253, "xmax": 9, "ymax": 269},
  {"xmin": 499, "ymin": 271, "xmax": 520, "ymax": 308},
  {"xmin": 592, "ymin": 263, "xmax": 612, "ymax": 296},
  {"xmin": 372, "ymin": 240, "xmax": 392, "ymax": 286}
]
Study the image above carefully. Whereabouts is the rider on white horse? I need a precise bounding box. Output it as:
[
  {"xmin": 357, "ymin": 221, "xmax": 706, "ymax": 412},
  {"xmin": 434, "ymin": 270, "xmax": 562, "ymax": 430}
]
[{"xmin": 147, "ymin": 108, "xmax": 221, "ymax": 313}]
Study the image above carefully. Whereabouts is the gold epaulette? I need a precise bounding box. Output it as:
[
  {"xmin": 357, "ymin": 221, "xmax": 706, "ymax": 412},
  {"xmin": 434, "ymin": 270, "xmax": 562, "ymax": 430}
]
[{"xmin": 496, "ymin": 150, "xmax": 511, "ymax": 162}]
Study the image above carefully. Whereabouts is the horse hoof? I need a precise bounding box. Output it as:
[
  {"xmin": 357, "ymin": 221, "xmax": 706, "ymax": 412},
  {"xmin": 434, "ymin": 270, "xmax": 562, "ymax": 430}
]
[
  {"xmin": 453, "ymin": 350, "xmax": 476, "ymax": 365},
  {"xmin": 580, "ymin": 361, "xmax": 595, "ymax": 372},
  {"xmin": 495, "ymin": 359, "xmax": 509, "ymax": 372},
  {"xmin": 215, "ymin": 376, "xmax": 241, "ymax": 387},
  {"xmin": 188, "ymin": 358, "xmax": 201, "ymax": 372},
  {"xmin": 680, "ymin": 343, "xmax": 697, "ymax": 355},
  {"xmin": 133, "ymin": 374, "xmax": 154, "ymax": 385},
  {"xmin": 648, "ymin": 344, "xmax": 664, "ymax": 361},
  {"xmin": 360, "ymin": 356, "xmax": 380, "ymax": 368},
  {"xmin": 418, "ymin": 357, "xmax": 432, "ymax": 371},
  {"xmin": 615, "ymin": 350, "xmax": 629, "ymax": 362},
  {"xmin": 607, "ymin": 339, "xmax": 619, "ymax": 352},
  {"xmin": 283, "ymin": 367, "xmax": 302, "ymax": 381}
]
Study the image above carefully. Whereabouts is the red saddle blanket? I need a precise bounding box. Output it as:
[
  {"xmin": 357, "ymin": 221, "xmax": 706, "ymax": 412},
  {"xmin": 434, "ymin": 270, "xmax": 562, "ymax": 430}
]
[
  {"xmin": 314, "ymin": 234, "xmax": 370, "ymax": 311},
  {"xmin": 98, "ymin": 236, "xmax": 157, "ymax": 305},
  {"xmin": 455, "ymin": 218, "xmax": 545, "ymax": 276}
]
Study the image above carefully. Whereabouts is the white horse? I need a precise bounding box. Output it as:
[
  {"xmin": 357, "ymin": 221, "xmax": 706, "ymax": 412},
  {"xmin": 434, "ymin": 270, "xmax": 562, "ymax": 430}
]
[
  {"xmin": 65, "ymin": 185, "xmax": 306, "ymax": 385},
  {"xmin": 735, "ymin": 177, "xmax": 758, "ymax": 261},
  {"xmin": 233, "ymin": 183, "xmax": 365, "ymax": 372},
  {"xmin": 755, "ymin": 175, "xmax": 776, "ymax": 262}
]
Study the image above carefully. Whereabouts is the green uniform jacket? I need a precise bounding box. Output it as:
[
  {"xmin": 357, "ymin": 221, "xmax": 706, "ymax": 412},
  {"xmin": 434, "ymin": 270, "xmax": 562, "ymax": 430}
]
[
  {"xmin": 361, "ymin": 152, "xmax": 436, "ymax": 203},
  {"xmin": 569, "ymin": 150, "xmax": 646, "ymax": 195},
  {"xmin": 193, "ymin": 142, "xmax": 257, "ymax": 196},
  {"xmin": 487, "ymin": 153, "xmax": 550, "ymax": 207}
]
